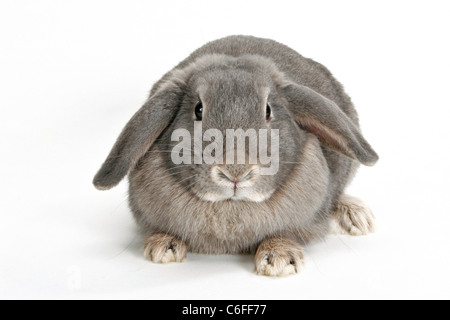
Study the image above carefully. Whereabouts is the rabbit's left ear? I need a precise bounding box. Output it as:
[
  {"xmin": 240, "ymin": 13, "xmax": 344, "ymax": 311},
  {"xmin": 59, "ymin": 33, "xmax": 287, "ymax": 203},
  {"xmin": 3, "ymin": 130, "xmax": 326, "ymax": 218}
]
[
  {"xmin": 93, "ymin": 81, "xmax": 183, "ymax": 190},
  {"xmin": 282, "ymin": 83, "xmax": 378, "ymax": 166}
]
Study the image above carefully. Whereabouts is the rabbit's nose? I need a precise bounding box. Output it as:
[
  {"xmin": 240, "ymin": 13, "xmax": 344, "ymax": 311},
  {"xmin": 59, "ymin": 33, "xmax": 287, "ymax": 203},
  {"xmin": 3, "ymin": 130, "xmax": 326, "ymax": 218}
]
[{"xmin": 211, "ymin": 165, "xmax": 260, "ymax": 187}]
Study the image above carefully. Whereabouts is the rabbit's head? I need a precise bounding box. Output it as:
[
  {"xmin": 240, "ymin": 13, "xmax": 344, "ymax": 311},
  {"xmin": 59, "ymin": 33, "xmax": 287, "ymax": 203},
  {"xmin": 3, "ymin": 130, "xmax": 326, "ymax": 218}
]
[{"xmin": 93, "ymin": 54, "xmax": 378, "ymax": 203}]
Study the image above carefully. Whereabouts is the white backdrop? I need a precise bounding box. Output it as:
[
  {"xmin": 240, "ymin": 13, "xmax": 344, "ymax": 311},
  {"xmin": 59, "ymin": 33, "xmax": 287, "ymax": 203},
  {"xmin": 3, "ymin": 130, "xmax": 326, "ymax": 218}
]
[{"xmin": 1, "ymin": 0, "xmax": 449, "ymax": 300}]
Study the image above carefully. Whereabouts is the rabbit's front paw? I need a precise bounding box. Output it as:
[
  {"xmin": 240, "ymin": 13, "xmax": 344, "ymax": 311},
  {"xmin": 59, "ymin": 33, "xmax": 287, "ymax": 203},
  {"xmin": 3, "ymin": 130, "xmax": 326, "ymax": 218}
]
[
  {"xmin": 331, "ymin": 194, "xmax": 376, "ymax": 236},
  {"xmin": 255, "ymin": 238, "xmax": 304, "ymax": 277},
  {"xmin": 144, "ymin": 233, "xmax": 187, "ymax": 263}
]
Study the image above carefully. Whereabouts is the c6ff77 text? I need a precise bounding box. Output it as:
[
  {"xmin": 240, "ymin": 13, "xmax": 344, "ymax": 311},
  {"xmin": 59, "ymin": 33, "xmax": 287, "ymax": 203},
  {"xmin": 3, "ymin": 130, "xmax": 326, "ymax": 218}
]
[{"xmin": 226, "ymin": 305, "xmax": 267, "ymax": 315}]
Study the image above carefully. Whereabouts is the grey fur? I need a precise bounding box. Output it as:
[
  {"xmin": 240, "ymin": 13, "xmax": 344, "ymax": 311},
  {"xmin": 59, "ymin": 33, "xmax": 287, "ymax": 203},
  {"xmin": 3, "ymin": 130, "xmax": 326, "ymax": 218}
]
[{"xmin": 93, "ymin": 36, "xmax": 378, "ymax": 269}]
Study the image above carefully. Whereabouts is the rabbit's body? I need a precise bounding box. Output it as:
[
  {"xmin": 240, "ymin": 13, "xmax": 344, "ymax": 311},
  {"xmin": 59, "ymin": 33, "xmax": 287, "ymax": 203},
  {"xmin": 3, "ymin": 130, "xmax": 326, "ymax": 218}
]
[
  {"xmin": 94, "ymin": 36, "xmax": 378, "ymax": 276},
  {"xmin": 130, "ymin": 133, "xmax": 330, "ymax": 254}
]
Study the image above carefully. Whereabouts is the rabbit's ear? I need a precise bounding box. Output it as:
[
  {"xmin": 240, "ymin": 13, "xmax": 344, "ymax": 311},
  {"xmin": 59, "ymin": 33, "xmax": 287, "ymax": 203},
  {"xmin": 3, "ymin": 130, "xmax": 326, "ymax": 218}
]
[
  {"xmin": 282, "ymin": 83, "xmax": 378, "ymax": 166},
  {"xmin": 93, "ymin": 83, "xmax": 182, "ymax": 190}
]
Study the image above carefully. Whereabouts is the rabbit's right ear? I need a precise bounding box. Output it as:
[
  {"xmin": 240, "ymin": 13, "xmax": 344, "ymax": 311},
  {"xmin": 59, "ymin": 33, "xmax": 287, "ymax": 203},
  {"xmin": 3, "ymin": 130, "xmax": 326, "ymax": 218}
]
[
  {"xmin": 282, "ymin": 83, "xmax": 379, "ymax": 166},
  {"xmin": 93, "ymin": 81, "xmax": 183, "ymax": 190}
]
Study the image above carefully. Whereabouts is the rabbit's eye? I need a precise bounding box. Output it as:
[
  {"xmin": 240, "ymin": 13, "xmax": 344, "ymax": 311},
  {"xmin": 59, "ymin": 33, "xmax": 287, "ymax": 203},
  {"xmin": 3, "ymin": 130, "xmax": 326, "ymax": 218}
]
[
  {"xmin": 195, "ymin": 102, "xmax": 203, "ymax": 121},
  {"xmin": 266, "ymin": 104, "xmax": 272, "ymax": 120}
]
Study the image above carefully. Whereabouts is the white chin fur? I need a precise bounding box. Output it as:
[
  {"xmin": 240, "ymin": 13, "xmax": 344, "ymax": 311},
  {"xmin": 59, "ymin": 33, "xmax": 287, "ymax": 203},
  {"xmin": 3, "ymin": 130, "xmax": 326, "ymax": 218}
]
[
  {"xmin": 234, "ymin": 190, "xmax": 273, "ymax": 203},
  {"xmin": 198, "ymin": 190, "xmax": 273, "ymax": 203},
  {"xmin": 200, "ymin": 192, "xmax": 233, "ymax": 202}
]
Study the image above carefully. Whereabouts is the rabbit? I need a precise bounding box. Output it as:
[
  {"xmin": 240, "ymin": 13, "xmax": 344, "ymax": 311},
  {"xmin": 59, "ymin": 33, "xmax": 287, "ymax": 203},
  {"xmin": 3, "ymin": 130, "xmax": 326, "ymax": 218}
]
[{"xmin": 93, "ymin": 35, "xmax": 378, "ymax": 277}]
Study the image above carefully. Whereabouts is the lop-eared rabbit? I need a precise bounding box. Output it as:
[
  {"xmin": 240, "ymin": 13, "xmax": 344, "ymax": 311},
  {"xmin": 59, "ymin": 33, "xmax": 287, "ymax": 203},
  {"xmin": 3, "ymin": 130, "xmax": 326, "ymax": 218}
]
[{"xmin": 94, "ymin": 36, "xmax": 378, "ymax": 276}]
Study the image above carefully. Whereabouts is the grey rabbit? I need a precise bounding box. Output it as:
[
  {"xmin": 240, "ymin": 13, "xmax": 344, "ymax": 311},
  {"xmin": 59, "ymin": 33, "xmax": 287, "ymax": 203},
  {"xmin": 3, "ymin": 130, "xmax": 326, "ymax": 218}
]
[{"xmin": 93, "ymin": 35, "xmax": 378, "ymax": 276}]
